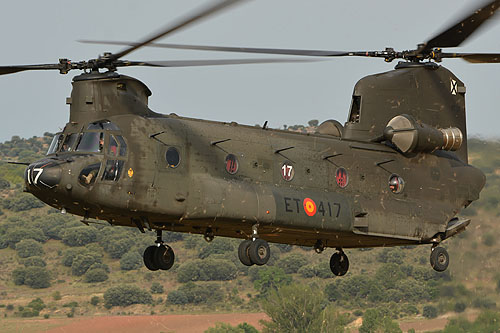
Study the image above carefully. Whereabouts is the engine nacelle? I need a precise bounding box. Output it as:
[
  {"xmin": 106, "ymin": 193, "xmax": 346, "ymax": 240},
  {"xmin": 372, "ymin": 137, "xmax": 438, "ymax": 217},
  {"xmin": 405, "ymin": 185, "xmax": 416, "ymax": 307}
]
[{"xmin": 384, "ymin": 114, "xmax": 463, "ymax": 154}]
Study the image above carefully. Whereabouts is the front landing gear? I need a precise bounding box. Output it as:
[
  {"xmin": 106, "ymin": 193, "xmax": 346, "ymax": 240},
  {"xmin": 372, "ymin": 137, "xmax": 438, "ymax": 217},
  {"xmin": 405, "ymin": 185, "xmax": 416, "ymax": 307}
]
[
  {"xmin": 143, "ymin": 230, "xmax": 175, "ymax": 271},
  {"xmin": 238, "ymin": 225, "xmax": 271, "ymax": 266},
  {"xmin": 430, "ymin": 246, "xmax": 449, "ymax": 272},
  {"xmin": 330, "ymin": 249, "xmax": 349, "ymax": 276}
]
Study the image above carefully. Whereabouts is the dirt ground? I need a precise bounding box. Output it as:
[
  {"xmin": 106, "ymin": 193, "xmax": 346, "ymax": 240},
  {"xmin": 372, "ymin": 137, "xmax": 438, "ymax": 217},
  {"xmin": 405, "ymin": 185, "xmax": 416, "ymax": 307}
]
[
  {"xmin": 2, "ymin": 313, "xmax": 268, "ymax": 333},
  {"xmin": 1, "ymin": 311, "xmax": 477, "ymax": 333}
]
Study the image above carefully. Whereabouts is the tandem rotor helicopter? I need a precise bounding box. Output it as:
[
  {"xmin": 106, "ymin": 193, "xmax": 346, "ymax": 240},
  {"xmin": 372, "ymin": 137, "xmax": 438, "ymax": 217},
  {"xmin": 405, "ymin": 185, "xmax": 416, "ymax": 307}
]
[{"xmin": 2, "ymin": 0, "xmax": 499, "ymax": 275}]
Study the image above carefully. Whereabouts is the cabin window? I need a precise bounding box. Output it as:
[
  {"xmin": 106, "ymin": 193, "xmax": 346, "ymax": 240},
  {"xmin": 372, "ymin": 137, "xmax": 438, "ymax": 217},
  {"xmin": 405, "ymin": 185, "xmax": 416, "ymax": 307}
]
[
  {"xmin": 348, "ymin": 95, "xmax": 361, "ymax": 123},
  {"xmin": 60, "ymin": 134, "xmax": 78, "ymax": 152},
  {"xmin": 389, "ymin": 174, "xmax": 405, "ymax": 194},
  {"xmin": 166, "ymin": 147, "xmax": 180, "ymax": 168},
  {"xmin": 79, "ymin": 163, "xmax": 101, "ymax": 186},
  {"xmin": 76, "ymin": 132, "xmax": 103, "ymax": 153},
  {"xmin": 47, "ymin": 134, "xmax": 64, "ymax": 155},
  {"xmin": 102, "ymin": 160, "xmax": 124, "ymax": 181}
]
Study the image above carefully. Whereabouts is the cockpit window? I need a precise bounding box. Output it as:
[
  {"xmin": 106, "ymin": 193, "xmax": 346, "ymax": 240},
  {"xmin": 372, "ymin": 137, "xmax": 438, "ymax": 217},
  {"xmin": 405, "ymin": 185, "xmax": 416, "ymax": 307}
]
[
  {"xmin": 47, "ymin": 134, "xmax": 64, "ymax": 155},
  {"xmin": 116, "ymin": 136, "xmax": 127, "ymax": 156},
  {"xmin": 108, "ymin": 135, "xmax": 118, "ymax": 157},
  {"xmin": 60, "ymin": 134, "xmax": 78, "ymax": 153},
  {"xmin": 76, "ymin": 132, "xmax": 104, "ymax": 153},
  {"xmin": 87, "ymin": 120, "xmax": 120, "ymax": 131},
  {"xmin": 102, "ymin": 160, "xmax": 124, "ymax": 181}
]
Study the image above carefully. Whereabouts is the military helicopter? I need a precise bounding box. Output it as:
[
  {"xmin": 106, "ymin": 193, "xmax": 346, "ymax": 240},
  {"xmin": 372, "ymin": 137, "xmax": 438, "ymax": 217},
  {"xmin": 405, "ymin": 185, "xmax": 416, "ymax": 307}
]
[{"xmin": 2, "ymin": 0, "xmax": 498, "ymax": 275}]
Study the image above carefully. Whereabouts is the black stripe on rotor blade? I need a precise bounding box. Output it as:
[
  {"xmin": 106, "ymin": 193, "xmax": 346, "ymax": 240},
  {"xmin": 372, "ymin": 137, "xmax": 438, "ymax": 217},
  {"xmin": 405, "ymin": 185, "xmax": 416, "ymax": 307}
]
[{"xmin": 424, "ymin": 0, "xmax": 500, "ymax": 51}]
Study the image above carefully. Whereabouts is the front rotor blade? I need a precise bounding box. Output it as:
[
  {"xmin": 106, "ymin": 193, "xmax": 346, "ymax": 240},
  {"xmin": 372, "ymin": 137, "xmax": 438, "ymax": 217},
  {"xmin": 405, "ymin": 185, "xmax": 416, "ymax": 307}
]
[
  {"xmin": 81, "ymin": 40, "xmax": 351, "ymax": 57},
  {"xmin": 0, "ymin": 64, "xmax": 61, "ymax": 76},
  {"xmin": 441, "ymin": 52, "xmax": 500, "ymax": 63},
  {"xmin": 424, "ymin": 0, "xmax": 500, "ymax": 51},
  {"xmin": 110, "ymin": 0, "xmax": 247, "ymax": 61},
  {"xmin": 121, "ymin": 58, "xmax": 321, "ymax": 68}
]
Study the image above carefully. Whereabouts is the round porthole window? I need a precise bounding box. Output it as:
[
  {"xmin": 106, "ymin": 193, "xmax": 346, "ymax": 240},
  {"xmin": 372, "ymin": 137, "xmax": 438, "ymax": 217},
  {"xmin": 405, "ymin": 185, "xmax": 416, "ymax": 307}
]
[
  {"xmin": 389, "ymin": 174, "xmax": 405, "ymax": 194},
  {"xmin": 225, "ymin": 154, "xmax": 239, "ymax": 175},
  {"xmin": 166, "ymin": 147, "xmax": 180, "ymax": 168}
]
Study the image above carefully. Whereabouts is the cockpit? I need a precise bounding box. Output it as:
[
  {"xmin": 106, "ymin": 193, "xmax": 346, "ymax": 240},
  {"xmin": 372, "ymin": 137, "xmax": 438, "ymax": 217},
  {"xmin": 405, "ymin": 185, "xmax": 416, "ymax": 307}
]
[{"xmin": 45, "ymin": 120, "xmax": 128, "ymax": 186}]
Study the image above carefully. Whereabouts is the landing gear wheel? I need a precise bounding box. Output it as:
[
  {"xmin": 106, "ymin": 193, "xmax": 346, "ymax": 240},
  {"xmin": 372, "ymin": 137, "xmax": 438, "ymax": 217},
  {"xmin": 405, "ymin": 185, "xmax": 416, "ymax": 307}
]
[
  {"xmin": 430, "ymin": 246, "xmax": 449, "ymax": 272},
  {"xmin": 330, "ymin": 251, "xmax": 349, "ymax": 276},
  {"xmin": 248, "ymin": 239, "xmax": 270, "ymax": 266},
  {"xmin": 143, "ymin": 245, "xmax": 159, "ymax": 271},
  {"xmin": 154, "ymin": 244, "xmax": 175, "ymax": 271},
  {"xmin": 238, "ymin": 240, "xmax": 253, "ymax": 266}
]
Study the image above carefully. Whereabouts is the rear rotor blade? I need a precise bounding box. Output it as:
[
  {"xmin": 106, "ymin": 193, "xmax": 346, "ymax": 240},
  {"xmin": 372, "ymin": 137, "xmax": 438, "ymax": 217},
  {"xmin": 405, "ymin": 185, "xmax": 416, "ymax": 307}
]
[
  {"xmin": 441, "ymin": 52, "xmax": 500, "ymax": 63},
  {"xmin": 110, "ymin": 0, "xmax": 248, "ymax": 61},
  {"xmin": 121, "ymin": 58, "xmax": 321, "ymax": 68},
  {"xmin": 423, "ymin": 0, "xmax": 500, "ymax": 51}
]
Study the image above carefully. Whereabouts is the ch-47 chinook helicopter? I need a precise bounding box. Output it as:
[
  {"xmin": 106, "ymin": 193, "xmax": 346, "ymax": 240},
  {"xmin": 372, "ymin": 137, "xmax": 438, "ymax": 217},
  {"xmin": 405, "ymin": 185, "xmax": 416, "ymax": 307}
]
[{"xmin": 3, "ymin": 0, "xmax": 498, "ymax": 276}]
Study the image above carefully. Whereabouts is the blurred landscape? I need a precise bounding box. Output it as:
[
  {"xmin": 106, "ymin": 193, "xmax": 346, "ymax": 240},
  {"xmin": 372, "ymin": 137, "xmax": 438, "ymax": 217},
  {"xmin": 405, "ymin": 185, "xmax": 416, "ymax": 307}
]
[{"xmin": 0, "ymin": 128, "xmax": 500, "ymax": 332}]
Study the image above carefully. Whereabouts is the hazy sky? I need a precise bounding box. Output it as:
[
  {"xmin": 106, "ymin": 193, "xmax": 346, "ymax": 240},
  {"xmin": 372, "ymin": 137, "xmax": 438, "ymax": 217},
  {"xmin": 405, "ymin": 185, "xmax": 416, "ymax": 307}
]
[{"xmin": 1, "ymin": 0, "xmax": 500, "ymax": 143}]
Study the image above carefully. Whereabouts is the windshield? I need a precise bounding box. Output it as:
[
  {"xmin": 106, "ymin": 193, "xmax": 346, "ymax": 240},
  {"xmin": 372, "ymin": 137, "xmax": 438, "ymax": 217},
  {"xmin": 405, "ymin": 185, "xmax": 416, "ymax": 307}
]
[
  {"xmin": 47, "ymin": 134, "xmax": 64, "ymax": 155},
  {"xmin": 60, "ymin": 134, "xmax": 78, "ymax": 153},
  {"xmin": 76, "ymin": 132, "xmax": 103, "ymax": 153}
]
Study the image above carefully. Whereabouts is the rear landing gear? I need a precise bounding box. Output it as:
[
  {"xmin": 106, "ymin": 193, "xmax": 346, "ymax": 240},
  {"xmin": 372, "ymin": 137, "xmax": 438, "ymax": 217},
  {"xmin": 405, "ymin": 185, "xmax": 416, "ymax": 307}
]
[
  {"xmin": 143, "ymin": 229, "xmax": 175, "ymax": 271},
  {"xmin": 330, "ymin": 249, "xmax": 349, "ymax": 276},
  {"xmin": 430, "ymin": 246, "xmax": 449, "ymax": 272}
]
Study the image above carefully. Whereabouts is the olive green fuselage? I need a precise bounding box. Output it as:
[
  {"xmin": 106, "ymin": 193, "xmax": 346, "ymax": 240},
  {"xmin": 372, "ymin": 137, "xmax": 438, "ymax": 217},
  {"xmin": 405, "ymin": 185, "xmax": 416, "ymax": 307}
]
[{"xmin": 26, "ymin": 68, "xmax": 485, "ymax": 249}]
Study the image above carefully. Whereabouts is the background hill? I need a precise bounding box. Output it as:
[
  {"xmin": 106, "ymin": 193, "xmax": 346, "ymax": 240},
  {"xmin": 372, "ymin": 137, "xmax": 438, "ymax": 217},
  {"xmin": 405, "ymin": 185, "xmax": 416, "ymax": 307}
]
[{"xmin": 0, "ymin": 131, "xmax": 499, "ymax": 332}]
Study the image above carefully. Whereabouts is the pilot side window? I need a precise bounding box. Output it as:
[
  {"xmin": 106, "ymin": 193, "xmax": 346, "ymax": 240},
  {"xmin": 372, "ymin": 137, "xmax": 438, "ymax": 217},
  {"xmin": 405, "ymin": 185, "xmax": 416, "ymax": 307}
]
[
  {"xmin": 60, "ymin": 134, "xmax": 78, "ymax": 152},
  {"xmin": 349, "ymin": 95, "xmax": 361, "ymax": 123},
  {"xmin": 108, "ymin": 135, "xmax": 118, "ymax": 157},
  {"xmin": 102, "ymin": 160, "xmax": 124, "ymax": 181},
  {"xmin": 76, "ymin": 132, "xmax": 104, "ymax": 153},
  {"xmin": 47, "ymin": 133, "xmax": 64, "ymax": 155}
]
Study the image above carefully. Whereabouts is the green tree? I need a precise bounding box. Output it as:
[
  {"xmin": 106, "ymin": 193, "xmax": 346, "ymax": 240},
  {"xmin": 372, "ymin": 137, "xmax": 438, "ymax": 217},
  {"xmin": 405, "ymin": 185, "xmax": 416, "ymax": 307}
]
[
  {"xmin": 24, "ymin": 267, "xmax": 51, "ymax": 289},
  {"xmin": 198, "ymin": 237, "xmax": 234, "ymax": 259},
  {"xmin": 90, "ymin": 296, "xmax": 100, "ymax": 306},
  {"xmin": 71, "ymin": 253, "xmax": 101, "ymax": 276},
  {"xmin": 276, "ymin": 253, "xmax": 309, "ymax": 274},
  {"xmin": 103, "ymin": 285, "xmax": 152, "ymax": 308},
  {"xmin": 422, "ymin": 305, "xmax": 438, "ymax": 319},
  {"xmin": 254, "ymin": 266, "xmax": 292, "ymax": 296},
  {"xmin": 167, "ymin": 282, "xmax": 224, "ymax": 305},
  {"xmin": 205, "ymin": 322, "xmax": 258, "ymax": 333},
  {"xmin": 16, "ymin": 239, "xmax": 44, "ymax": 258},
  {"xmin": 177, "ymin": 259, "xmax": 237, "ymax": 282},
  {"xmin": 0, "ymin": 178, "xmax": 10, "ymax": 189},
  {"xmin": 22, "ymin": 256, "xmax": 47, "ymax": 267},
  {"xmin": 62, "ymin": 226, "xmax": 98, "ymax": 246},
  {"xmin": 260, "ymin": 284, "xmax": 347, "ymax": 333},
  {"xmin": 359, "ymin": 308, "xmax": 401, "ymax": 333},
  {"xmin": 150, "ymin": 282, "xmax": 164, "ymax": 294},
  {"xmin": 84, "ymin": 268, "xmax": 109, "ymax": 283},
  {"xmin": 120, "ymin": 251, "xmax": 143, "ymax": 271}
]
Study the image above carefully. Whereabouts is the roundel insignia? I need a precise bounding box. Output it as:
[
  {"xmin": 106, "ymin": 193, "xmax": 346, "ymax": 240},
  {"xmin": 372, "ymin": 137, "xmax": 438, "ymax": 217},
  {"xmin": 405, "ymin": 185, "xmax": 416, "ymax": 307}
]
[
  {"xmin": 303, "ymin": 198, "xmax": 317, "ymax": 217},
  {"xmin": 336, "ymin": 167, "xmax": 348, "ymax": 188},
  {"xmin": 128, "ymin": 168, "xmax": 134, "ymax": 178}
]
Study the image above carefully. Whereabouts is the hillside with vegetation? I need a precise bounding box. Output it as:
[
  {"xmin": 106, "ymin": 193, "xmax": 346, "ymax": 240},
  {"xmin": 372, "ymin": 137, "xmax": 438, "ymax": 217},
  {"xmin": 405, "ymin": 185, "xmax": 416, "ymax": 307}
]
[{"xmin": 0, "ymin": 131, "xmax": 500, "ymax": 332}]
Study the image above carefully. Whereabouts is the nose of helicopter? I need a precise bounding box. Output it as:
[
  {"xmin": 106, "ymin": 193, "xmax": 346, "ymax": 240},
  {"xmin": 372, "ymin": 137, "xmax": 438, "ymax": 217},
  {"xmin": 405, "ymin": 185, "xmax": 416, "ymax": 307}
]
[{"xmin": 25, "ymin": 159, "xmax": 62, "ymax": 190}]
